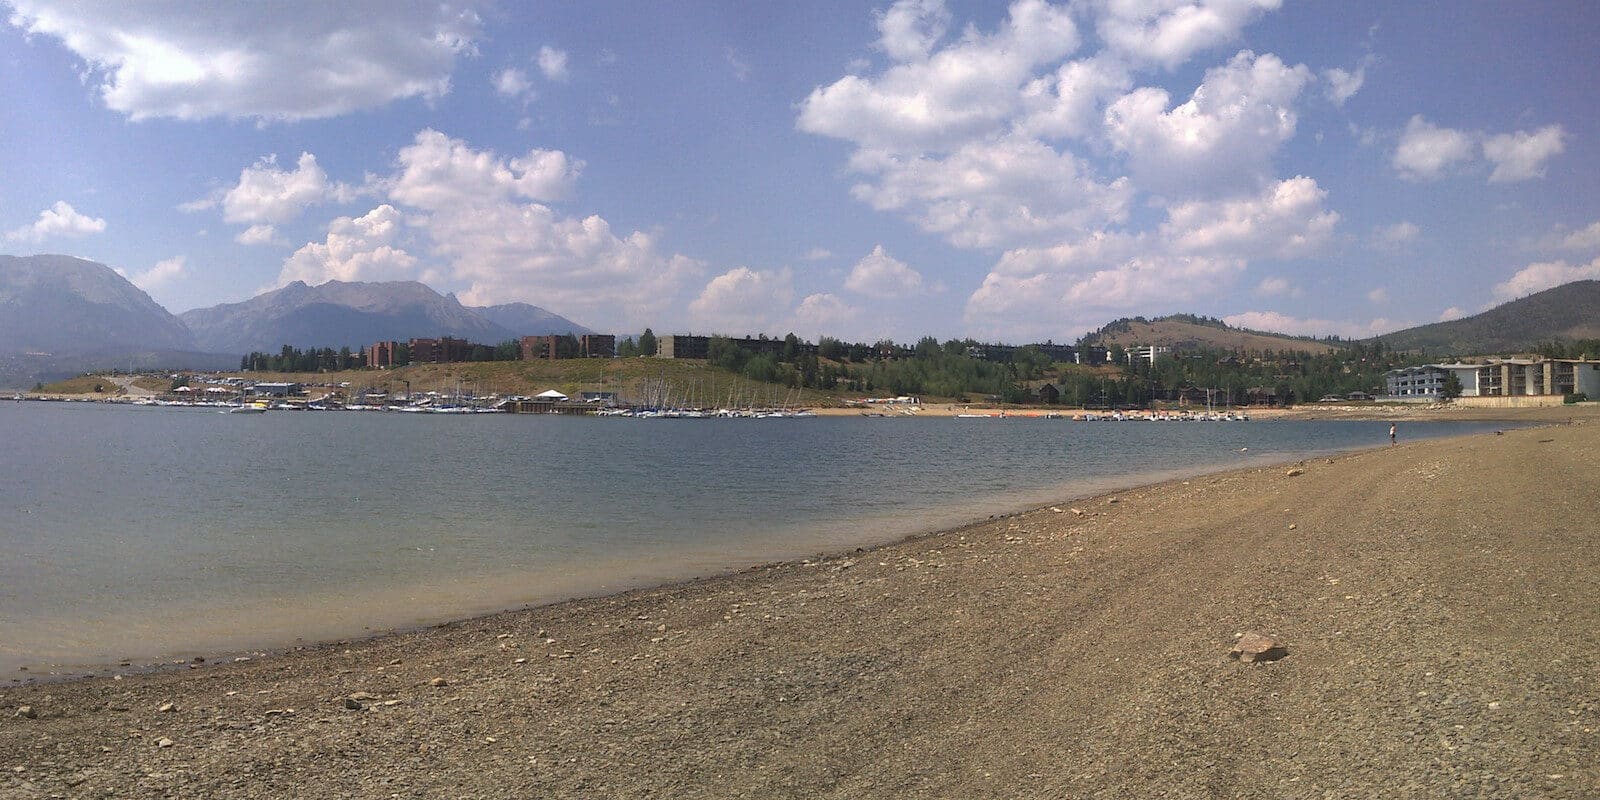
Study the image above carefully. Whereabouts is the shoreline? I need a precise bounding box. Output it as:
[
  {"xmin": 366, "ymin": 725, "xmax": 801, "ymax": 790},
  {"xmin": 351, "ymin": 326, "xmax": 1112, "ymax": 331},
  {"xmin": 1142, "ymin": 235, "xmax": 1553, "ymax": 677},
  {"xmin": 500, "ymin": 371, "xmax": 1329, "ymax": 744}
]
[{"xmin": 4, "ymin": 414, "xmax": 1597, "ymax": 796}]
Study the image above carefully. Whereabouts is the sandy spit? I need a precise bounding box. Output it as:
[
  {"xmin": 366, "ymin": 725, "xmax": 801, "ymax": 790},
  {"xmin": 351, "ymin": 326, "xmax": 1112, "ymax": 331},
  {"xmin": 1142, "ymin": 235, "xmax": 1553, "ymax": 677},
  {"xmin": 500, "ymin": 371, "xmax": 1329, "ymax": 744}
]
[{"xmin": 2, "ymin": 418, "xmax": 1597, "ymax": 798}]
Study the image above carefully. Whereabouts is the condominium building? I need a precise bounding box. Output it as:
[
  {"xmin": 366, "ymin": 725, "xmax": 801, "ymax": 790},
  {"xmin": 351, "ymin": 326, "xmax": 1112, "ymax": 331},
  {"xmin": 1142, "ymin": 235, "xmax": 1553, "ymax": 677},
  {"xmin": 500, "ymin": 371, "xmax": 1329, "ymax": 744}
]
[{"xmin": 1385, "ymin": 357, "xmax": 1600, "ymax": 398}]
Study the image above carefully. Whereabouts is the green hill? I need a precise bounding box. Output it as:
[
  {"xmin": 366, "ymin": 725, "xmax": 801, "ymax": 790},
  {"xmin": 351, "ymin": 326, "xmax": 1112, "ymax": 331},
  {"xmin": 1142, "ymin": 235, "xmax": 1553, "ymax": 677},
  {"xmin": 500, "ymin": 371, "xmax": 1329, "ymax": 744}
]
[
  {"xmin": 1084, "ymin": 314, "xmax": 1343, "ymax": 354},
  {"xmin": 1375, "ymin": 280, "xmax": 1600, "ymax": 355}
]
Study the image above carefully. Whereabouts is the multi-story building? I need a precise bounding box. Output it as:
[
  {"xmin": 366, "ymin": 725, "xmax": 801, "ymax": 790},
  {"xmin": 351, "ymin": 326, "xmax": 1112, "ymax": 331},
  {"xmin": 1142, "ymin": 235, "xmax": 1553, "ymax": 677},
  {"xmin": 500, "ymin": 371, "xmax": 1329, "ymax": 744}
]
[
  {"xmin": 1385, "ymin": 358, "xmax": 1600, "ymax": 398},
  {"xmin": 579, "ymin": 334, "xmax": 615, "ymax": 358},
  {"xmin": 409, "ymin": 337, "xmax": 476, "ymax": 364},
  {"xmin": 366, "ymin": 340, "xmax": 399, "ymax": 368}
]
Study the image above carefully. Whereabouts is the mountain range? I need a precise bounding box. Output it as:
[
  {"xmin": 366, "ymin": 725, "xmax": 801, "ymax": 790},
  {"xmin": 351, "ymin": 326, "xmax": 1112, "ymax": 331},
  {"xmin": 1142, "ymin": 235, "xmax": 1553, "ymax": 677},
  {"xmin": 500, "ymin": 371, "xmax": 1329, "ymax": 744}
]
[{"xmin": 0, "ymin": 254, "xmax": 591, "ymax": 387}]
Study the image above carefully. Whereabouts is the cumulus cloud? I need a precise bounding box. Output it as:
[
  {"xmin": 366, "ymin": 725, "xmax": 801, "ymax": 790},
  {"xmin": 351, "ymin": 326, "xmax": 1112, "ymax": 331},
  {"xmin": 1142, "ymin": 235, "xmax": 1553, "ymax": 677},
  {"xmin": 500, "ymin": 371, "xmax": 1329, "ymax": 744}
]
[
  {"xmin": 494, "ymin": 68, "xmax": 534, "ymax": 101},
  {"xmin": 687, "ymin": 267, "xmax": 796, "ymax": 334},
  {"xmin": 389, "ymin": 129, "xmax": 581, "ymax": 209},
  {"xmin": 1092, "ymin": 0, "xmax": 1281, "ymax": 70},
  {"xmin": 1223, "ymin": 310, "xmax": 1399, "ymax": 339},
  {"xmin": 235, "ymin": 224, "xmax": 284, "ymax": 246},
  {"xmin": 538, "ymin": 46, "xmax": 569, "ymax": 82},
  {"xmin": 1558, "ymin": 221, "xmax": 1600, "ymax": 252},
  {"xmin": 1491, "ymin": 257, "xmax": 1600, "ymax": 303},
  {"xmin": 848, "ymin": 135, "xmax": 1132, "ymax": 248},
  {"xmin": 1392, "ymin": 115, "xmax": 1475, "ymax": 181},
  {"xmin": 801, "ymin": 247, "xmax": 834, "ymax": 261},
  {"xmin": 792, "ymin": 292, "xmax": 862, "ymax": 335},
  {"xmin": 118, "ymin": 255, "xmax": 187, "ymax": 292},
  {"xmin": 1438, "ymin": 306, "xmax": 1465, "ymax": 322},
  {"xmin": 4, "ymin": 1, "xmax": 482, "ymax": 121},
  {"xmin": 798, "ymin": 0, "xmax": 1079, "ymax": 150},
  {"xmin": 222, "ymin": 153, "xmax": 337, "ymax": 225},
  {"xmin": 278, "ymin": 205, "xmax": 420, "ymax": 286},
  {"xmin": 1105, "ymin": 50, "xmax": 1312, "ymax": 197},
  {"xmin": 1367, "ymin": 287, "xmax": 1388, "ymax": 304},
  {"xmin": 5, "ymin": 201, "xmax": 107, "ymax": 242},
  {"xmin": 875, "ymin": 0, "xmax": 951, "ymax": 62},
  {"xmin": 1321, "ymin": 55, "xmax": 1373, "ymax": 106},
  {"xmin": 1161, "ymin": 176, "xmax": 1338, "ymax": 259},
  {"xmin": 296, "ymin": 130, "xmax": 702, "ymax": 330},
  {"xmin": 1483, "ymin": 125, "xmax": 1566, "ymax": 183},
  {"xmin": 844, "ymin": 245, "xmax": 927, "ymax": 298}
]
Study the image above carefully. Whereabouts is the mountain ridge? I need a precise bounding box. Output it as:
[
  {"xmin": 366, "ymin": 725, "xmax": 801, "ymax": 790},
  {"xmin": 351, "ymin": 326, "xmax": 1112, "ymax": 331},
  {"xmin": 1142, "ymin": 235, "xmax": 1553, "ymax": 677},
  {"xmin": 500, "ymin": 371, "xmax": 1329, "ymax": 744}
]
[{"xmin": 1373, "ymin": 280, "xmax": 1600, "ymax": 354}]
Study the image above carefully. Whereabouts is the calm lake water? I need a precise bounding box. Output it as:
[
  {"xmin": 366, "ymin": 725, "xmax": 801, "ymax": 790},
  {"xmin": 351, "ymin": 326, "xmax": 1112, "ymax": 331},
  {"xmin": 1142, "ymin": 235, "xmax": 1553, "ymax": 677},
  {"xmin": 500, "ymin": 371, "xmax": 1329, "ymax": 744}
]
[{"xmin": 0, "ymin": 401, "xmax": 1510, "ymax": 677}]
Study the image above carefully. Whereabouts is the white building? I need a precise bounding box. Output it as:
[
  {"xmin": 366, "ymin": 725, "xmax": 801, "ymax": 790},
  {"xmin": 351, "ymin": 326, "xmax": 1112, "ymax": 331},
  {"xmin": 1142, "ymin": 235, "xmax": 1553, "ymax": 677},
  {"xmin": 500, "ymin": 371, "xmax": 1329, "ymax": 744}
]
[{"xmin": 1385, "ymin": 358, "xmax": 1600, "ymax": 398}]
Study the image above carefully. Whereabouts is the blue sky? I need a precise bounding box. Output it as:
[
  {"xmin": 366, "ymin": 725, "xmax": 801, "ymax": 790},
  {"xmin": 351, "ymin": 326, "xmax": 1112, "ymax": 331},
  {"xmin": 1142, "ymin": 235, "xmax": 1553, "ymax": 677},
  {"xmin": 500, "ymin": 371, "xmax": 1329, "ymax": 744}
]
[{"xmin": 3, "ymin": 1, "xmax": 1598, "ymax": 344}]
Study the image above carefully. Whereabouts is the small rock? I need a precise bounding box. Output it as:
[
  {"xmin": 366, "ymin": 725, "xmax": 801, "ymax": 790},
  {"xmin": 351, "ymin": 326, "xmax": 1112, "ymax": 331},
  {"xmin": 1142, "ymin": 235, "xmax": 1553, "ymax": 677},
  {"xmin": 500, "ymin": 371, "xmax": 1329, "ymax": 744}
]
[
  {"xmin": 656, "ymin": 624, "xmax": 667, "ymax": 632},
  {"xmin": 343, "ymin": 698, "xmax": 364, "ymax": 710},
  {"xmin": 156, "ymin": 738, "xmax": 174, "ymax": 748},
  {"xmin": 1285, "ymin": 468, "xmax": 1305, "ymax": 477},
  {"xmin": 1230, "ymin": 632, "xmax": 1289, "ymax": 663},
  {"xmin": 1287, "ymin": 523, "xmax": 1297, "ymax": 530},
  {"xmin": 157, "ymin": 702, "xmax": 174, "ymax": 713},
  {"xmin": 1107, "ymin": 497, "xmax": 1119, "ymax": 504},
  {"xmin": 429, "ymin": 677, "xmax": 449, "ymax": 687},
  {"xmin": 1050, "ymin": 507, "xmax": 1064, "ymax": 513},
  {"xmin": 15, "ymin": 706, "xmax": 36, "ymax": 719},
  {"xmin": 347, "ymin": 691, "xmax": 379, "ymax": 701},
  {"xmin": 1070, "ymin": 508, "xmax": 1085, "ymax": 516}
]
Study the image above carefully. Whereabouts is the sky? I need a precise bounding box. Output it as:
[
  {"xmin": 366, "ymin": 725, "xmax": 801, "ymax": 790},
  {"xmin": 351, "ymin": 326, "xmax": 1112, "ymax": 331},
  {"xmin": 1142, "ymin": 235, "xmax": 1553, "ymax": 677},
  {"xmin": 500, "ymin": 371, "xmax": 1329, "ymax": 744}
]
[{"xmin": 3, "ymin": 1, "xmax": 1598, "ymax": 344}]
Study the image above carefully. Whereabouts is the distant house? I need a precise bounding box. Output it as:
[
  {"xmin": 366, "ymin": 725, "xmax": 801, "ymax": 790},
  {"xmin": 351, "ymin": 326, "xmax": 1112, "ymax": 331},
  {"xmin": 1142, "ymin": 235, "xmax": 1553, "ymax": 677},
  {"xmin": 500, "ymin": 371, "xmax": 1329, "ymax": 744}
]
[
  {"xmin": 247, "ymin": 382, "xmax": 302, "ymax": 397},
  {"xmin": 580, "ymin": 391, "xmax": 618, "ymax": 404},
  {"xmin": 1036, "ymin": 384, "xmax": 1061, "ymax": 405}
]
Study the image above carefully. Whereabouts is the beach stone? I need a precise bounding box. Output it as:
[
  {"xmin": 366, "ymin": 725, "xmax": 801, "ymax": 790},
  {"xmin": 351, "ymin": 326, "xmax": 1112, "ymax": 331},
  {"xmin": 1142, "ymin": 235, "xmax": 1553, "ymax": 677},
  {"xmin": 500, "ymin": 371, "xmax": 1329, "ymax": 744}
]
[
  {"xmin": 157, "ymin": 702, "xmax": 174, "ymax": 712},
  {"xmin": 343, "ymin": 698, "xmax": 364, "ymax": 710},
  {"xmin": 1286, "ymin": 468, "xmax": 1305, "ymax": 477},
  {"xmin": 1230, "ymin": 632, "xmax": 1289, "ymax": 663},
  {"xmin": 156, "ymin": 738, "xmax": 174, "ymax": 748},
  {"xmin": 15, "ymin": 705, "xmax": 36, "ymax": 719},
  {"xmin": 430, "ymin": 677, "xmax": 450, "ymax": 687},
  {"xmin": 347, "ymin": 692, "xmax": 378, "ymax": 701}
]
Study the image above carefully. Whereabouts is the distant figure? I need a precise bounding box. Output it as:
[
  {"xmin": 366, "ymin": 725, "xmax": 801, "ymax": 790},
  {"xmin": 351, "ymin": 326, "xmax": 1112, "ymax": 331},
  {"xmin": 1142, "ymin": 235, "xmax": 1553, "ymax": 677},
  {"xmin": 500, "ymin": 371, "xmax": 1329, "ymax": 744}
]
[{"xmin": 1389, "ymin": 423, "xmax": 1397, "ymax": 445}]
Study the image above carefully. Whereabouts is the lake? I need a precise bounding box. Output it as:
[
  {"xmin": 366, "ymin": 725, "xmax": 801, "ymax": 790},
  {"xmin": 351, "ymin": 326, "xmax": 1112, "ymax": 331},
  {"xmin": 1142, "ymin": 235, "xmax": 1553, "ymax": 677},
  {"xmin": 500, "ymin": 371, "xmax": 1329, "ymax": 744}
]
[{"xmin": 0, "ymin": 401, "xmax": 1509, "ymax": 678}]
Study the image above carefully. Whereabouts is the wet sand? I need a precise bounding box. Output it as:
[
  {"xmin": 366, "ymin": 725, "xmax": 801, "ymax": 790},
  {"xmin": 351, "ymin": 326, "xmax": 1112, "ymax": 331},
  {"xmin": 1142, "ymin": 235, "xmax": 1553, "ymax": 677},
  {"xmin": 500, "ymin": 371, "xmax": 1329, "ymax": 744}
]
[{"xmin": 2, "ymin": 413, "xmax": 1597, "ymax": 798}]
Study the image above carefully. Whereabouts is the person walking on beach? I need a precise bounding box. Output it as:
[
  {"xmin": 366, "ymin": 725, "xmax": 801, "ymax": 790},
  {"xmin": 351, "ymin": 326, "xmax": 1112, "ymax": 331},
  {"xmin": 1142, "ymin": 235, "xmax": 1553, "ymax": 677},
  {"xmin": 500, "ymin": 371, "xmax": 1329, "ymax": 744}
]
[{"xmin": 1389, "ymin": 422, "xmax": 1397, "ymax": 445}]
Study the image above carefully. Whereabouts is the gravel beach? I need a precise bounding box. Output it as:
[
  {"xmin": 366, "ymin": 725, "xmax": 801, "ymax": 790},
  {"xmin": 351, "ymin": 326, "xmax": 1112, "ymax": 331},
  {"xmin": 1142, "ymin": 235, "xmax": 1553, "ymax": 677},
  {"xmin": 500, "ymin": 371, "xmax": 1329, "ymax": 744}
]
[{"xmin": 3, "ymin": 416, "xmax": 1597, "ymax": 798}]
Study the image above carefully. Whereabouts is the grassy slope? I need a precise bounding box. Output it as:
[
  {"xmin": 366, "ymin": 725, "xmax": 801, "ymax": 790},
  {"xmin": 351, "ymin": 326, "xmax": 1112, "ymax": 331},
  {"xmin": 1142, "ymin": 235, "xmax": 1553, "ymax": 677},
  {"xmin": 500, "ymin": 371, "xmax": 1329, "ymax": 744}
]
[{"xmin": 1091, "ymin": 318, "xmax": 1341, "ymax": 354}]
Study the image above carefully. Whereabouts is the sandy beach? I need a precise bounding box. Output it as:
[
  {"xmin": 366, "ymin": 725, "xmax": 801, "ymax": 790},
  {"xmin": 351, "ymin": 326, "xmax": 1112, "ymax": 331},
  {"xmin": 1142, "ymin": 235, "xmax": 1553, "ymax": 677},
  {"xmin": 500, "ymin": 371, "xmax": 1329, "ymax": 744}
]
[{"xmin": 2, "ymin": 413, "xmax": 1597, "ymax": 798}]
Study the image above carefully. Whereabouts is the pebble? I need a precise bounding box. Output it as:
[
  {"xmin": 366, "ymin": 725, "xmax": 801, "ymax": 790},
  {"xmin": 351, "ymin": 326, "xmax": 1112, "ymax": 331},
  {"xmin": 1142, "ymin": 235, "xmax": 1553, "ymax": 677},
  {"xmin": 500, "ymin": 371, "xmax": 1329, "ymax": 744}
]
[
  {"xmin": 430, "ymin": 677, "xmax": 449, "ymax": 687},
  {"xmin": 157, "ymin": 702, "xmax": 174, "ymax": 712},
  {"xmin": 15, "ymin": 705, "xmax": 35, "ymax": 719},
  {"xmin": 156, "ymin": 738, "xmax": 174, "ymax": 748},
  {"xmin": 1286, "ymin": 468, "xmax": 1305, "ymax": 477}
]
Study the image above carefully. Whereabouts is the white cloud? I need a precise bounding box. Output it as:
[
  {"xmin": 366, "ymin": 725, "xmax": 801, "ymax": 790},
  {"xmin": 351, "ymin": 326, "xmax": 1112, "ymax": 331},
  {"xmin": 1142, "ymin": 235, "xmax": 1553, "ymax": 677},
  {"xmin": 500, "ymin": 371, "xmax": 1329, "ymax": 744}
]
[
  {"xmin": 367, "ymin": 130, "xmax": 701, "ymax": 329},
  {"xmin": 537, "ymin": 46, "xmax": 569, "ymax": 82},
  {"xmin": 792, "ymin": 292, "xmax": 862, "ymax": 335},
  {"xmin": 1482, "ymin": 125, "xmax": 1566, "ymax": 183},
  {"xmin": 1016, "ymin": 56, "xmax": 1132, "ymax": 140},
  {"xmin": 1367, "ymin": 287, "xmax": 1388, "ymax": 304},
  {"xmin": 875, "ymin": 0, "xmax": 951, "ymax": 62},
  {"xmin": 1392, "ymin": 115, "xmax": 1475, "ymax": 181},
  {"xmin": 1375, "ymin": 220, "xmax": 1419, "ymax": 246},
  {"xmin": 848, "ymin": 134, "xmax": 1132, "ymax": 248},
  {"xmin": 278, "ymin": 205, "xmax": 419, "ymax": 286},
  {"xmin": 5, "ymin": 200, "xmax": 107, "ymax": 242},
  {"xmin": 1438, "ymin": 306, "xmax": 1465, "ymax": 322},
  {"xmin": 222, "ymin": 153, "xmax": 336, "ymax": 225},
  {"xmin": 118, "ymin": 255, "xmax": 186, "ymax": 292},
  {"xmin": 1558, "ymin": 221, "xmax": 1600, "ymax": 252},
  {"xmin": 1161, "ymin": 176, "xmax": 1338, "ymax": 259},
  {"xmin": 1105, "ymin": 50, "xmax": 1312, "ymax": 197},
  {"xmin": 494, "ymin": 68, "xmax": 534, "ymax": 101},
  {"xmin": 1223, "ymin": 310, "xmax": 1398, "ymax": 339},
  {"xmin": 801, "ymin": 247, "xmax": 833, "ymax": 261},
  {"xmin": 389, "ymin": 129, "xmax": 581, "ymax": 210},
  {"xmin": 1491, "ymin": 257, "xmax": 1600, "ymax": 303},
  {"xmin": 798, "ymin": 0, "xmax": 1080, "ymax": 150},
  {"xmin": 1091, "ymin": 0, "xmax": 1281, "ymax": 70},
  {"xmin": 1321, "ymin": 55, "xmax": 1372, "ymax": 106},
  {"xmin": 1254, "ymin": 276, "xmax": 1293, "ymax": 296},
  {"xmin": 688, "ymin": 267, "xmax": 796, "ymax": 334},
  {"xmin": 235, "ymin": 224, "xmax": 284, "ymax": 246},
  {"xmin": 844, "ymin": 245, "xmax": 927, "ymax": 298},
  {"xmin": 5, "ymin": 1, "xmax": 482, "ymax": 121}
]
